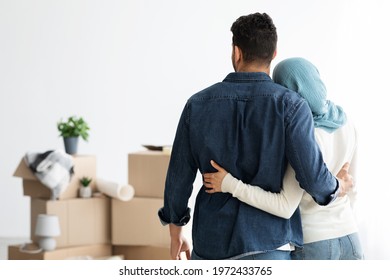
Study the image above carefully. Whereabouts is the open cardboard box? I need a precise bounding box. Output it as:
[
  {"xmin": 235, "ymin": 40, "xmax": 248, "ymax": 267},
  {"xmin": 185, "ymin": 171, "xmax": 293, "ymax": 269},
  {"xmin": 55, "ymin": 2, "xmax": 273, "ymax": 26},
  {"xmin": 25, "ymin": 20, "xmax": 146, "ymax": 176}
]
[{"xmin": 13, "ymin": 154, "xmax": 97, "ymax": 200}]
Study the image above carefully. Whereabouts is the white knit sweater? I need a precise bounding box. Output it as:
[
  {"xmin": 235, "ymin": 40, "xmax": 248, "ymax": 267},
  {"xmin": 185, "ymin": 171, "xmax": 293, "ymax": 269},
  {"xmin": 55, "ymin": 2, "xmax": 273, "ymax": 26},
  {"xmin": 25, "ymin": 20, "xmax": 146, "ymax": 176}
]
[{"xmin": 222, "ymin": 119, "xmax": 358, "ymax": 244}]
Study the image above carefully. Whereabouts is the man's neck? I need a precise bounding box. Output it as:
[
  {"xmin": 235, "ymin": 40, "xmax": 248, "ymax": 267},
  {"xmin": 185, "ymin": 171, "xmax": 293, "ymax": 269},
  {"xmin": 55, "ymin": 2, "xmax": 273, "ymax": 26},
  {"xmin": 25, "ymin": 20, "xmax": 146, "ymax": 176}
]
[{"xmin": 236, "ymin": 63, "xmax": 270, "ymax": 75}]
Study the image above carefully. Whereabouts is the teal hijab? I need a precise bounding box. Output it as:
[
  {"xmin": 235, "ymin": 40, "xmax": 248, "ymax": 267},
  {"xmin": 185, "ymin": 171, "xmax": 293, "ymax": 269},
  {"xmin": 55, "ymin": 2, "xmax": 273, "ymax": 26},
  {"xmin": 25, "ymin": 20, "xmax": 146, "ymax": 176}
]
[{"xmin": 272, "ymin": 57, "xmax": 346, "ymax": 133}]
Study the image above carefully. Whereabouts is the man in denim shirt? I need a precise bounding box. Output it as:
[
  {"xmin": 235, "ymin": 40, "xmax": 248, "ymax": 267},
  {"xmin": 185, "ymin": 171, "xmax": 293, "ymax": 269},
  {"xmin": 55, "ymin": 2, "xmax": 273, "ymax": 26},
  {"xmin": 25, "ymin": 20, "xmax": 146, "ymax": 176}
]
[{"xmin": 158, "ymin": 12, "xmax": 353, "ymax": 260}]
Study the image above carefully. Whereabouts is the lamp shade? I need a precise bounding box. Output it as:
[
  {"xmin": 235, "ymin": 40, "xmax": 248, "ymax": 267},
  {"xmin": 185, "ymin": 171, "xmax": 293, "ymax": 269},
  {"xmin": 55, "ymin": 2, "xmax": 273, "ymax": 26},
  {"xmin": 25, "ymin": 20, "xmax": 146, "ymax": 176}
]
[{"xmin": 35, "ymin": 214, "xmax": 61, "ymax": 237}]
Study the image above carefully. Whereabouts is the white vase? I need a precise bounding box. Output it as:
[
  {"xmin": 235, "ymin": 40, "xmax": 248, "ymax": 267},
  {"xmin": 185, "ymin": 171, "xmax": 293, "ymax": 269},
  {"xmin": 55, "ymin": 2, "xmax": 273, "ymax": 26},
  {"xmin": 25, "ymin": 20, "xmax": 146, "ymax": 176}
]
[{"xmin": 79, "ymin": 186, "xmax": 92, "ymax": 198}]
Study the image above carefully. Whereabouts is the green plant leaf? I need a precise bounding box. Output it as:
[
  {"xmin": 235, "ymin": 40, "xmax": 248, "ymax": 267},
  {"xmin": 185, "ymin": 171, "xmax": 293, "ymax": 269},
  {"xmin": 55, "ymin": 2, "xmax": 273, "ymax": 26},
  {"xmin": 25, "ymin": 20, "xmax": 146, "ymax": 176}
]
[
  {"xmin": 79, "ymin": 176, "xmax": 92, "ymax": 187},
  {"xmin": 57, "ymin": 115, "xmax": 90, "ymax": 141}
]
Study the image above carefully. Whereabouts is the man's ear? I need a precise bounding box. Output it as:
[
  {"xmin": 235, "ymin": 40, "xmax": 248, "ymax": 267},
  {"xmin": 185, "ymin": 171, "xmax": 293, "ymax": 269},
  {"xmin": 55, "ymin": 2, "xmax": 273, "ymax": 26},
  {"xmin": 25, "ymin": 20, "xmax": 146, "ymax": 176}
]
[
  {"xmin": 233, "ymin": 45, "xmax": 242, "ymax": 63},
  {"xmin": 272, "ymin": 49, "xmax": 277, "ymax": 60},
  {"xmin": 232, "ymin": 45, "xmax": 243, "ymax": 71}
]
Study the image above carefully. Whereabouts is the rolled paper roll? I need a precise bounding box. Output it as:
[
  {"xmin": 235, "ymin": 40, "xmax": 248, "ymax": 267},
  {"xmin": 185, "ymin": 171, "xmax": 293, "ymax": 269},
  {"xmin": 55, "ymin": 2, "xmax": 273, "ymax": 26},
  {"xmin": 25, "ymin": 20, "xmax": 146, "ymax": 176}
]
[{"xmin": 96, "ymin": 178, "xmax": 134, "ymax": 201}]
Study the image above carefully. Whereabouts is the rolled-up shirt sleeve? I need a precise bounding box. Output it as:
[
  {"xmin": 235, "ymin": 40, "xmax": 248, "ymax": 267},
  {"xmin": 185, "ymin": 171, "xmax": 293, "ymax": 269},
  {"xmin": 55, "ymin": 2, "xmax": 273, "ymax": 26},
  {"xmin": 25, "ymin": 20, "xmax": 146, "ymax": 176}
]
[{"xmin": 158, "ymin": 207, "xmax": 191, "ymax": 226}]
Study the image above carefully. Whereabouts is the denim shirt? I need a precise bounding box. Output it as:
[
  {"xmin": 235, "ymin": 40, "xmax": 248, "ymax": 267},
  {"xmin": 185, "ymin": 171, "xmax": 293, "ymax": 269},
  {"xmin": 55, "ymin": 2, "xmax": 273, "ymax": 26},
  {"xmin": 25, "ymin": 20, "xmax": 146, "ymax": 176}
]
[{"xmin": 158, "ymin": 72, "xmax": 339, "ymax": 260}]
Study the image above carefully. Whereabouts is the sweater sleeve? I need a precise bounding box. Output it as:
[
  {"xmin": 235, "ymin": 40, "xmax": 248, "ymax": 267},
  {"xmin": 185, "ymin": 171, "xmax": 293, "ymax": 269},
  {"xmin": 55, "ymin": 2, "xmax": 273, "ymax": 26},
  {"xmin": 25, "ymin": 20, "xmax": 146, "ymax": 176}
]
[{"xmin": 222, "ymin": 165, "xmax": 304, "ymax": 219}]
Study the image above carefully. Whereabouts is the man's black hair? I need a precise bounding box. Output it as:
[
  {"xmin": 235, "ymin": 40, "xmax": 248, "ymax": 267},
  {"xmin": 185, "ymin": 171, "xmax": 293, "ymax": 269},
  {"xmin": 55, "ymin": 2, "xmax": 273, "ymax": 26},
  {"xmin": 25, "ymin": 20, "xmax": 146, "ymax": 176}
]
[{"xmin": 231, "ymin": 12, "xmax": 277, "ymax": 65}]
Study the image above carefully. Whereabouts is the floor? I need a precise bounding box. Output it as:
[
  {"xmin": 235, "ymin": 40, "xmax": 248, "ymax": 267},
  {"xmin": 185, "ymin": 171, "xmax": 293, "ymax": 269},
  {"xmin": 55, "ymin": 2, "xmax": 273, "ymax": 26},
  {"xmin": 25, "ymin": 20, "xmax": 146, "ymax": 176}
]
[{"xmin": 0, "ymin": 237, "xmax": 30, "ymax": 260}]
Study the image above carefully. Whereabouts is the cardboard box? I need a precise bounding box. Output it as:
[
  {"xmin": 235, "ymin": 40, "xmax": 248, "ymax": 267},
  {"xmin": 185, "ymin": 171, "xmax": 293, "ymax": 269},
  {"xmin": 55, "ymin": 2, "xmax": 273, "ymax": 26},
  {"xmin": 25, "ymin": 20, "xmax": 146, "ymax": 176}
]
[
  {"xmin": 113, "ymin": 245, "xmax": 170, "ymax": 260},
  {"xmin": 31, "ymin": 197, "xmax": 111, "ymax": 248},
  {"xmin": 8, "ymin": 244, "xmax": 112, "ymax": 260},
  {"xmin": 128, "ymin": 151, "xmax": 170, "ymax": 198},
  {"xmin": 112, "ymin": 197, "xmax": 169, "ymax": 246},
  {"xmin": 13, "ymin": 154, "xmax": 97, "ymax": 200}
]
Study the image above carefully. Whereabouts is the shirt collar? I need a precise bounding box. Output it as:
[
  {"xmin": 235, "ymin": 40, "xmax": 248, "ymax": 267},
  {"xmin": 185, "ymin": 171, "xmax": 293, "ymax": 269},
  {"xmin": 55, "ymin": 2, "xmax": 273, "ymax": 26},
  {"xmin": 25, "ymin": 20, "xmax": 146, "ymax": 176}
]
[{"xmin": 223, "ymin": 72, "xmax": 272, "ymax": 83}]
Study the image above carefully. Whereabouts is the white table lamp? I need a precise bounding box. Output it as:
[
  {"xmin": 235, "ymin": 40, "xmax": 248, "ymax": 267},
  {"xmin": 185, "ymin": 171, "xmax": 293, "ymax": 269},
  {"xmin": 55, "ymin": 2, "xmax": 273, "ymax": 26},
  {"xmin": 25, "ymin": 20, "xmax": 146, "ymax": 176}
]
[{"xmin": 35, "ymin": 214, "xmax": 61, "ymax": 251}]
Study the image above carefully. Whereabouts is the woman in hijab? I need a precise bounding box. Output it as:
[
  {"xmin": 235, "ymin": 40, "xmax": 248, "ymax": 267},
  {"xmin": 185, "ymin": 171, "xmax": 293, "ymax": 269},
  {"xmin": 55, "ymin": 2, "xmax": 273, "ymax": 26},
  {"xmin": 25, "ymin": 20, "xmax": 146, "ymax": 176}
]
[{"xmin": 203, "ymin": 57, "xmax": 363, "ymax": 260}]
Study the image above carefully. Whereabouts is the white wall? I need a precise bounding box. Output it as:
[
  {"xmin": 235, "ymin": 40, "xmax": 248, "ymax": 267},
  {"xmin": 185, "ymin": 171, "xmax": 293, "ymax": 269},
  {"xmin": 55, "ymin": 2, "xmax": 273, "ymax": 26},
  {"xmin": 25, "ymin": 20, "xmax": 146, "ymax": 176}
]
[{"xmin": 1, "ymin": 0, "xmax": 389, "ymax": 259}]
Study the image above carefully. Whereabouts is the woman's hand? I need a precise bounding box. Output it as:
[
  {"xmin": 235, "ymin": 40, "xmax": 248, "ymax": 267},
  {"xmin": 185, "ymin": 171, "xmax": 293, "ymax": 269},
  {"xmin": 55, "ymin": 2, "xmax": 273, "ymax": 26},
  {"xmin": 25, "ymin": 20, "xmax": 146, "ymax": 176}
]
[{"xmin": 203, "ymin": 160, "xmax": 228, "ymax": 194}]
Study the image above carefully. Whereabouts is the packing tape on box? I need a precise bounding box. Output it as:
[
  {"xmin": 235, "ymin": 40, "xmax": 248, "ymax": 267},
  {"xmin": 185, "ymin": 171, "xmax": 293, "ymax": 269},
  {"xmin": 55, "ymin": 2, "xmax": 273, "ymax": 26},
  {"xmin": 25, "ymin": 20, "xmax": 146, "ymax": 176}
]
[{"xmin": 96, "ymin": 178, "xmax": 134, "ymax": 201}]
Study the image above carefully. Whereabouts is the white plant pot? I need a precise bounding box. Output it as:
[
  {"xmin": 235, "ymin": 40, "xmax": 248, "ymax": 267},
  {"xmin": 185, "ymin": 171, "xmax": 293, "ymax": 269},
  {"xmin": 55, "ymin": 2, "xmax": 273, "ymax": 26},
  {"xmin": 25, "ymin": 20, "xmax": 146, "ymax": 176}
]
[{"xmin": 79, "ymin": 186, "xmax": 92, "ymax": 198}]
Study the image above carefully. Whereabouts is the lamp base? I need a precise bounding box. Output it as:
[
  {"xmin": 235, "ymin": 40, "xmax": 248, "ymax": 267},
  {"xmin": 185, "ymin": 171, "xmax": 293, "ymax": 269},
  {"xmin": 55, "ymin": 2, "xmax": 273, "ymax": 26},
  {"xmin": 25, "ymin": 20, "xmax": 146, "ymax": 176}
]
[{"xmin": 38, "ymin": 237, "xmax": 57, "ymax": 251}]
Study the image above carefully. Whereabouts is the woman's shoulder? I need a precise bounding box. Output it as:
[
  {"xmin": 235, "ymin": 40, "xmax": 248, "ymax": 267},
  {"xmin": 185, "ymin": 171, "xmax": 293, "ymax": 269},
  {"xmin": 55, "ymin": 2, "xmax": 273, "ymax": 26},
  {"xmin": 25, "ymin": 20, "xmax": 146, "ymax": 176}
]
[
  {"xmin": 314, "ymin": 118, "xmax": 357, "ymax": 169},
  {"xmin": 315, "ymin": 118, "xmax": 357, "ymax": 140}
]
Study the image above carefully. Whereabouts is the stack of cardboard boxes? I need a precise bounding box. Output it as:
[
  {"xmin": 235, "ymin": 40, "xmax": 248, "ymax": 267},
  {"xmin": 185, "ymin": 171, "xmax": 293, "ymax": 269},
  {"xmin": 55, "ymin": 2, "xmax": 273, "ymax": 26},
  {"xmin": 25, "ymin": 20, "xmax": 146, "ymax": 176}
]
[
  {"xmin": 9, "ymin": 155, "xmax": 112, "ymax": 260},
  {"xmin": 112, "ymin": 150, "xmax": 171, "ymax": 260},
  {"xmin": 8, "ymin": 151, "xmax": 175, "ymax": 260}
]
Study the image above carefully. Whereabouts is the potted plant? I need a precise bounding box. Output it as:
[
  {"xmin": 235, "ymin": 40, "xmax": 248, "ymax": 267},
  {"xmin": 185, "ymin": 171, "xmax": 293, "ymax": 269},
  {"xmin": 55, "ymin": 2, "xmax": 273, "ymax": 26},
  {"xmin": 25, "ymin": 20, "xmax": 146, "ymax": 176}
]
[
  {"xmin": 57, "ymin": 116, "xmax": 90, "ymax": 155},
  {"xmin": 79, "ymin": 176, "xmax": 93, "ymax": 198}
]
